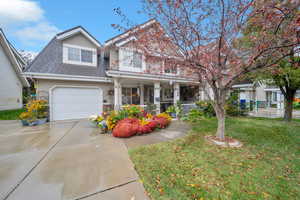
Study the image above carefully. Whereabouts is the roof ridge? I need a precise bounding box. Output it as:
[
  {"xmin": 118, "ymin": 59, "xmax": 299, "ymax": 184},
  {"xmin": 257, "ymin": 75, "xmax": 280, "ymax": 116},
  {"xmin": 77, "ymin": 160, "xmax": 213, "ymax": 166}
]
[{"xmin": 105, "ymin": 18, "xmax": 157, "ymax": 44}]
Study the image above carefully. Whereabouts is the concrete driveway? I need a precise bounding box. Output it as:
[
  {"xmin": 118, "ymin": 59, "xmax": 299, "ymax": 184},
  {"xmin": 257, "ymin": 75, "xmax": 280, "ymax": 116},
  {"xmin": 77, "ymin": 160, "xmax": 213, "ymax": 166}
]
[{"xmin": 0, "ymin": 120, "xmax": 148, "ymax": 200}]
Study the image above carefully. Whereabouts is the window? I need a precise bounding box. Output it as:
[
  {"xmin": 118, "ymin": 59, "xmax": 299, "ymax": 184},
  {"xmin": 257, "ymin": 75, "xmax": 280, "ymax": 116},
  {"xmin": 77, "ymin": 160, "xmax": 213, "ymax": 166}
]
[
  {"xmin": 164, "ymin": 66, "xmax": 178, "ymax": 74},
  {"xmin": 133, "ymin": 52, "xmax": 142, "ymax": 68},
  {"xmin": 122, "ymin": 49, "xmax": 133, "ymax": 68},
  {"xmin": 68, "ymin": 47, "xmax": 80, "ymax": 62},
  {"xmin": 162, "ymin": 88, "xmax": 174, "ymax": 101},
  {"xmin": 120, "ymin": 48, "xmax": 143, "ymax": 71},
  {"xmin": 81, "ymin": 49, "xmax": 93, "ymax": 63},
  {"xmin": 164, "ymin": 59, "xmax": 178, "ymax": 74},
  {"xmin": 122, "ymin": 87, "xmax": 140, "ymax": 105},
  {"xmin": 64, "ymin": 44, "xmax": 96, "ymax": 66},
  {"xmin": 272, "ymin": 92, "xmax": 277, "ymax": 101}
]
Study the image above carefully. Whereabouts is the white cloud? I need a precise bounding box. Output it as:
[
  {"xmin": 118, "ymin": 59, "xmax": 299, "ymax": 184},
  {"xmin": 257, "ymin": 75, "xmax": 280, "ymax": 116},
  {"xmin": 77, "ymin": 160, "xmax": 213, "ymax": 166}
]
[
  {"xmin": 0, "ymin": 0, "xmax": 43, "ymax": 26},
  {"xmin": 0, "ymin": 0, "xmax": 60, "ymax": 47},
  {"xmin": 15, "ymin": 22, "xmax": 60, "ymax": 43}
]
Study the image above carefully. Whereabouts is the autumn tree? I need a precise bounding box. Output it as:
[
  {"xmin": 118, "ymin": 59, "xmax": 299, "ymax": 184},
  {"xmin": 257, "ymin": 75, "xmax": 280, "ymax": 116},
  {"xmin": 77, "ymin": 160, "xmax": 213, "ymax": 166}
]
[
  {"xmin": 114, "ymin": 0, "xmax": 300, "ymax": 141},
  {"xmin": 239, "ymin": 1, "xmax": 300, "ymax": 121},
  {"xmin": 250, "ymin": 58, "xmax": 300, "ymax": 121}
]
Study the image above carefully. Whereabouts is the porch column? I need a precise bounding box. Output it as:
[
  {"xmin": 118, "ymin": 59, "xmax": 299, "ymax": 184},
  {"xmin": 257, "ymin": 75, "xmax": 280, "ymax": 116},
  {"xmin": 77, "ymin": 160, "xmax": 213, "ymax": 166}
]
[
  {"xmin": 114, "ymin": 78, "xmax": 121, "ymax": 110},
  {"xmin": 140, "ymin": 84, "xmax": 144, "ymax": 105},
  {"xmin": 199, "ymin": 87, "xmax": 205, "ymax": 101},
  {"xmin": 174, "ymin": 82, "xmax": 180, "ymax": 105},
  {"xmin": 154, "ymin": 82, "xmax": 161, "ymax": 114},
  {"xmin": 118, "ymin": 82, "xmax": 122, "ymax": 107}
]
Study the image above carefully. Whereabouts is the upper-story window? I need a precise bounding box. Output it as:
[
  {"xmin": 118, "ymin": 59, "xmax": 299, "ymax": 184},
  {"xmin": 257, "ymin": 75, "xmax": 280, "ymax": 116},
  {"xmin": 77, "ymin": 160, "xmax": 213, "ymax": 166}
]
[
  {"xmin": 63, "ymin": 44, "xmax": 97, "ymax": 66},
  {"xmin": 119, "ymin": 48, "xmax": 145, "ymax": 72},
  {"xmin": 164, "ymin": 65, "xmax": 178, "ymax": 74},
  {"xmin": 164, "ymin": 59, "xmax": 179, "ymax": 75}
]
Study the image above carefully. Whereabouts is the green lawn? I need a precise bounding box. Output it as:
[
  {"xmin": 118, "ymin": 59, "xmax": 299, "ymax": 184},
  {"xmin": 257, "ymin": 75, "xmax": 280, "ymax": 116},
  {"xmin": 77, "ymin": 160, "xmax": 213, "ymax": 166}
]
[
  {"xmin": 130, "ymin": 117, "xmax": 300, "ymax": 200},
  {"xmin": 0, "ymin": 108, "xmax": 25, "ymax": 120}
]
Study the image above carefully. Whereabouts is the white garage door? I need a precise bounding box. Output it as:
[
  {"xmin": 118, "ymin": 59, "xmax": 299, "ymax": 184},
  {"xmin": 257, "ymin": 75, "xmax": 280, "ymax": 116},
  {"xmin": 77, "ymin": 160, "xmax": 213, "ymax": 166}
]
[{"xmin": 52, "ymin": 87, "xmax": 102, "ymax": 121}]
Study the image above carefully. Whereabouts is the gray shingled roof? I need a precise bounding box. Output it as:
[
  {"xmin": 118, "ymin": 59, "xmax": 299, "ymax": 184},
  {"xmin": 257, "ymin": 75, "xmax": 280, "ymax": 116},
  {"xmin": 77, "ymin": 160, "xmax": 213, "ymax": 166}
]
[{"xmin": 25, "ymin": 30, "xmax": 107, "ymax": 77}]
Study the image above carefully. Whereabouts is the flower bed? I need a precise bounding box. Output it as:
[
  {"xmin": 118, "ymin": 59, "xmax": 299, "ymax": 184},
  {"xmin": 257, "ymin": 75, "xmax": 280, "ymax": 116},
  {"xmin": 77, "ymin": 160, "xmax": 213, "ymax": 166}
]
[{"xmin": 88, "ymin": 105, "xmax": 172, "ymax": 137}]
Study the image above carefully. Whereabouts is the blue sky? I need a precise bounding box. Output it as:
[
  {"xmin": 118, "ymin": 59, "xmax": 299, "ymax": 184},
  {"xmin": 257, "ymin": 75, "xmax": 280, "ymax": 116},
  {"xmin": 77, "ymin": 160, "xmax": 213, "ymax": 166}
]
[{"xmin": 0, "ymin": 0, "xmax": 148, "ymax": 54}]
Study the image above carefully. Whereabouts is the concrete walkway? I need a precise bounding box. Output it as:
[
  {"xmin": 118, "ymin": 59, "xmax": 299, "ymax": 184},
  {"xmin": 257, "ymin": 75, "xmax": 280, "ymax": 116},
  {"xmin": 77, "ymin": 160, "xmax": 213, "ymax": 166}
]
[{"xmin": 0, "ymin": 119, "xmax": 189, "ymax": 200}]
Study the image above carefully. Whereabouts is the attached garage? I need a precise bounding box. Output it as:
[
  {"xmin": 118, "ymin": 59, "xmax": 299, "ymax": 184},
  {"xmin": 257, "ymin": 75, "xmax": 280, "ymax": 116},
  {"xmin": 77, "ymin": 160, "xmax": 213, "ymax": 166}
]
[{"xmin": 50, "ymin": 86, "xmax": 103, "ymax": 121}]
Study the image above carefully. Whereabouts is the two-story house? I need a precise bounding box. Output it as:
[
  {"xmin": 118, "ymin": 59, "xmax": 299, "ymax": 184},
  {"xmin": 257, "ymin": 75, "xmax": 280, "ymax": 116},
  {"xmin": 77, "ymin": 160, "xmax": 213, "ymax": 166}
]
[{"xmin": 24, "ymin": 19, "xmax": 200, "ymax": 121}]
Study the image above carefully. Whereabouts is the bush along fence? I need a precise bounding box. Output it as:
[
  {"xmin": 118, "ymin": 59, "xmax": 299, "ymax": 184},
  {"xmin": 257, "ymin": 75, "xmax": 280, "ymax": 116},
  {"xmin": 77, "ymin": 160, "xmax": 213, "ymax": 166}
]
[
  {"xmin": 180, "ymin": 93, "xmax": 250, "ymax": 122},
  {"xmin": 89, "ymin": 105, "xmax": 172, "ymax": 138}
]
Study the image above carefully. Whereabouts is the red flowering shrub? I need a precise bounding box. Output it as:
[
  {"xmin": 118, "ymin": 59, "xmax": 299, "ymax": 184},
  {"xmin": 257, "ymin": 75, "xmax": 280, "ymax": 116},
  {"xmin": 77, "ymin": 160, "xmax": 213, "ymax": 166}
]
[
  {"xmin": 112, "ymin": 113, "xmax": 170, "ymax": 137},
  {"xmin": 147, "ymin": 120, "xmax": 158, "ymax": 130},
  {"xmin": 112, "ymin": 118, "xmax": 139, "ymax": 138},
  {"xmin": 153, "ymin": 116, "xmax": 170, "ymax": 128},
  {"xmin": 138, "ymin": 124, "xmax": 152, "ymax": 134}
]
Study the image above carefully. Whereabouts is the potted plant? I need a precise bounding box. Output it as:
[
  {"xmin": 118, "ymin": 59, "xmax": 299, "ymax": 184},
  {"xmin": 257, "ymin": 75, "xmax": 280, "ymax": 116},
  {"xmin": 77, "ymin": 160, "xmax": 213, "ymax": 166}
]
[
  {"xmin": 166, "ymin": 105, "xmax": 176, "ymax": 118},
  {"xmin": 19, "ymin": 112, "xmax": 33, "ymax": 126},
  {"xmin": 19, "ymin": 100, "xmax": 48, "ymax": 126}
]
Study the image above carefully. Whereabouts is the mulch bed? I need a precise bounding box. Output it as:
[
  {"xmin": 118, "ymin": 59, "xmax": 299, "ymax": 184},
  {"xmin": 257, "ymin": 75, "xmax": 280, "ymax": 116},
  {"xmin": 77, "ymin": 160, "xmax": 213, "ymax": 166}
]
[{"xmin": 205, "ymin": 135, "xmax": 243, "ymax": 148}]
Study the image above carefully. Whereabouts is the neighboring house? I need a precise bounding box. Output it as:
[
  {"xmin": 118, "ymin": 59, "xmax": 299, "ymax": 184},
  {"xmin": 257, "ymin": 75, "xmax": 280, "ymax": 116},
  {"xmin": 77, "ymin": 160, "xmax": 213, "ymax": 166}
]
[
  {"xmin": 0, "ymin": 29, "xmax": 29, "ymax": 111},
  {"xmin": 232, "ymin": 80, "xmax": 295, "ymax": 110},
  {"xmin": 24, "ymin": 20, "xmax": 200, "ymax": 121}
]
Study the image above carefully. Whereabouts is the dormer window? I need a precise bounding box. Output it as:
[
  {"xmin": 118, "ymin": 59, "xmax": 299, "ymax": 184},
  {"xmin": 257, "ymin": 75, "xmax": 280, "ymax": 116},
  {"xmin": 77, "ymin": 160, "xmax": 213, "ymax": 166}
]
[
  {"xmin": 63, "ymin": 44, "xmax": 97, "ymax": 66},
  {"xmin": 68, "ymin": 47, "xmax": 80, "ymax": 62}
]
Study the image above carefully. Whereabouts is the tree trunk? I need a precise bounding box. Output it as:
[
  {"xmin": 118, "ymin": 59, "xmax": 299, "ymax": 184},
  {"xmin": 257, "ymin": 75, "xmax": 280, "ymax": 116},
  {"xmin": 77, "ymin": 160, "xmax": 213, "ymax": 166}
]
[
  {"xmin": 284, "ymin": 96, "xmax": 294, "ymax": 122},
  {"xmin": 215, "ymin": 103, "xmax": 226, "ymax": 140}
]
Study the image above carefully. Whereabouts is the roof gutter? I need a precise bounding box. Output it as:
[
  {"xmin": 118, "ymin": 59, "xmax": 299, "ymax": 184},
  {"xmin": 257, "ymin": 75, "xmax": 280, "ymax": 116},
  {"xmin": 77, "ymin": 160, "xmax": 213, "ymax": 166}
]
[
  {"xmin": 23, "ymin": 72, "xmax": 112, "ymax": 83},
  {"xmin": 106, "ymin": 70, "xmax": 199, "ymax": 84},
  {"xmin": 232, "ymin": 83, "xmax": 253, "ymax": 88}
]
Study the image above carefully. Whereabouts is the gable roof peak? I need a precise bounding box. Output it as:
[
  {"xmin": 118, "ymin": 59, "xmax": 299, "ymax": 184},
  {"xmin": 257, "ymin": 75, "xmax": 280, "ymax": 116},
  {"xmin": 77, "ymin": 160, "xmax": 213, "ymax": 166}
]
[
  {"xmin": 0, "ymin": 29, "xmax": 29, "ymax": 87},
  {"xmin": 104, "ymin": 18, "xmax": 158, "ymax": 46},
  {"xmin": 56, "ymin": 26, "xmax": 101, "ymax": 48}
]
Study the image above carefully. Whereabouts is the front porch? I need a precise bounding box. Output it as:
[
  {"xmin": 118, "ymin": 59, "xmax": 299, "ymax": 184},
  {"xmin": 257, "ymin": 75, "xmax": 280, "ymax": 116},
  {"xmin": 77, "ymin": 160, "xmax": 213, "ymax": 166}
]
[{"xmin": 113, "ymin": 78, "xmax": 199, "ymax": 113}]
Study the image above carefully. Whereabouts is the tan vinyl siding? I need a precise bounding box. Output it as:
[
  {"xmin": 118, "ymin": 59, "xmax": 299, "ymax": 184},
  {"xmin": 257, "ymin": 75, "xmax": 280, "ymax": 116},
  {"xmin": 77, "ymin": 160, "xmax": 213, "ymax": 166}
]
[{"xmin": 63, "ymin": 33, "xmax": 96, "ymax": 49}]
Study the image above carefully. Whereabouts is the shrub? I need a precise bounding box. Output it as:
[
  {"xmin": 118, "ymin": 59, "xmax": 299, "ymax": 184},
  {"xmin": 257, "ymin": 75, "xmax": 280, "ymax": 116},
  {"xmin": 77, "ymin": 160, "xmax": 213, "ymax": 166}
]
[
  {"xmin": 194, "ymin": 92, "xmax": 246, "ymax": 119},
  {"xmin": 293, "ymin": 102, "xmax": 300, "ymax": 109},
  {"xmin": 109, "ymin": 111, "xmax": 171, "ymax": 137},
  {"xmin": 156, "ymin": 112, "xmax": 172, "ymax": 121},
  {"xmin": 153, "ymin": 113, "xmax": 171, "ymax": 128},
  {"xmin": 122, "ymin": 105, "xmax": 144, "ymax": 118},
  {"xmin": 19, "ymin": 111, "xmax": 36, "ymax": 122},
  {"xmin": 175, "ymin": 101, "xmax": 183, "ymax": 118},
  {"xmin": 138, "ymin": 119, "xmax": 153, "ymax": 134},
  {"xmin": 147, "ymin": 120, "xmax": 159, "ymax": 130},
  {"xmin": 226, "ymin": 91, "xmax": 246, "ymax": 116},
  {"xmin": 166, "ymin": 105, "xmax": 176, "ymax": 114},
  {"xmin": 106, "ymin": 111, "xmax": 120, "ymax": 130},
  {"xmin": 112, "ymin": 118, "xmax": 140, "ymax": 138},
  {"xmin": 186, "ymin": 109, "xmax": 203, "ymax": 122},
  {"xmin": 196, "ymin": 101, "xmax": 215, "ymax": 117},
  {"xmin": 19, "ymin": 99, "xmax": 48, "ymax": 121},
  {"xmin": 106, "ymin": 106, "xmax": 144, "ymax": 130}
]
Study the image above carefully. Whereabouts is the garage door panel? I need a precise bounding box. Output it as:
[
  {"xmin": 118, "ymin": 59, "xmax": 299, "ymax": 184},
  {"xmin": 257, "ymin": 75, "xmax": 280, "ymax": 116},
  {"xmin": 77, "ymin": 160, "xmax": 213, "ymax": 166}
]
[{"xmin": 52, "ymin": 87, "xmax": 102, "ymax": 121}]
